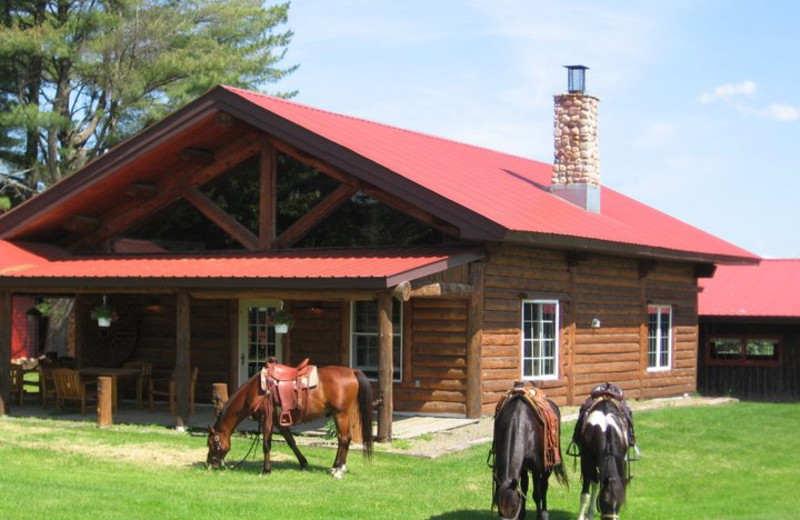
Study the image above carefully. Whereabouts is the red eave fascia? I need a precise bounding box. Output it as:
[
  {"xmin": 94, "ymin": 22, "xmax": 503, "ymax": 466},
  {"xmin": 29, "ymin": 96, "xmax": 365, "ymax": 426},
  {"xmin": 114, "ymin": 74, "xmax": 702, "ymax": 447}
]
[{"xmin": 0, "ymin": 242, "xmax": 484, "ymax": 291}]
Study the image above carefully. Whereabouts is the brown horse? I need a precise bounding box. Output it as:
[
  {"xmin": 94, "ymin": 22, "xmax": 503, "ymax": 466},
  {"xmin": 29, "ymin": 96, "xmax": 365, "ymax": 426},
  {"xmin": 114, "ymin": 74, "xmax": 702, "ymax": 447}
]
[{"xmin": 206, "ymin": 365, "xmax": 373, "ymax": 479}]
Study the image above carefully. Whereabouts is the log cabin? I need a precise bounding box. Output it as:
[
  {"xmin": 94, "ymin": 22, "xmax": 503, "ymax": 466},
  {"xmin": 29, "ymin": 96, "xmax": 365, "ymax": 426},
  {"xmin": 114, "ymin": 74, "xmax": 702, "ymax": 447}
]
[
  {"xmin": 698, "ymin": 259, "xmax": 800, "ymax": 401},
  {"xmin": 0, "ymin": 68, "xmax": 758, "ymax": 436}
]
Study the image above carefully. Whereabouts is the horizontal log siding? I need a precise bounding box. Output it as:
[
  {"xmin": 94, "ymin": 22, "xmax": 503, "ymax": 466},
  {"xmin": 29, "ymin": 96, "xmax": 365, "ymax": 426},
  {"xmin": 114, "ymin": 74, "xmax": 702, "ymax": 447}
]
[
  {"xmin": 394, "ymin": 298, "xmax": 468, "ymax": 415},
  {"xmin": 571, "ymin": 256, "xmax": 642, "ymax": 403},
  {"xmin": 482, "ymin": 246, "xmax": 570, "ymax": 414},
  {"xmin": 188, "ymin": 298, "xmax": 232, "ymax": 404},
  {"xmin": 289, "ymin": 301, "xmax": 344, "ymax": 367},
  {"xmin": 481, "ymin": 245, "xmax": 701, "ymax": 414},
  {"xmin": 112, "ymin": 295, "xmax": 232, "ymax": 405},
  {"xmin": 643, "ymin": 264, "xmax": 699, "ymax": 399}
]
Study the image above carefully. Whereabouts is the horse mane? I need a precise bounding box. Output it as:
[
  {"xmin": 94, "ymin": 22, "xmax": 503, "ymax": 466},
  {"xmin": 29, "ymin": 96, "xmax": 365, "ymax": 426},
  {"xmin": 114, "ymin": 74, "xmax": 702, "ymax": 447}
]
[
  {"xmin": 212, "ymin": 373, "xmax": 260, "ymax": 431},
  {"xmin": 597, "ymin": 407, "xmax": 628, "ymax": 493}
]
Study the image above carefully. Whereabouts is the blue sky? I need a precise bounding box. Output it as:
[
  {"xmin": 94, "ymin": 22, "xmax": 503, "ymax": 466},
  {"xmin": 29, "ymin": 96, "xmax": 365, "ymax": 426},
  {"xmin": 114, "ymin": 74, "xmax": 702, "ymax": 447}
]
[{"xmin": 281, "ymin": 1, "xmax": 800, "ymax": 258}]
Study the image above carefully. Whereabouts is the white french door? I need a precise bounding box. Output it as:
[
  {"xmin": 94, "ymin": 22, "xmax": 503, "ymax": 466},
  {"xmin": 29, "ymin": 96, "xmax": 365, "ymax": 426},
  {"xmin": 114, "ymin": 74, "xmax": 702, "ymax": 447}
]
[{"xmin": 238, "ymin": 299, "xmax": 284, "ymax": 385}]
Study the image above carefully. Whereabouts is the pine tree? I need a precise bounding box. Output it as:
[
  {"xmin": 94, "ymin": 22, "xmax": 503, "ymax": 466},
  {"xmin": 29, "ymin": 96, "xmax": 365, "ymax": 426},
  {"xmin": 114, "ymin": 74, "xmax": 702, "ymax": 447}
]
[{"xmin": 0, "ymin": 0, "xmax": 296, "ymax": 195}]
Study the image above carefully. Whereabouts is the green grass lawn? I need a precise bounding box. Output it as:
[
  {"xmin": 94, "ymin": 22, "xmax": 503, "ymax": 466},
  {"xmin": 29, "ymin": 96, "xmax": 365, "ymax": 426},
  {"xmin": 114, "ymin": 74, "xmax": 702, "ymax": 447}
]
[{"xmin": 0, "ymin": 401, "xmax": 796, "ymax": 519}]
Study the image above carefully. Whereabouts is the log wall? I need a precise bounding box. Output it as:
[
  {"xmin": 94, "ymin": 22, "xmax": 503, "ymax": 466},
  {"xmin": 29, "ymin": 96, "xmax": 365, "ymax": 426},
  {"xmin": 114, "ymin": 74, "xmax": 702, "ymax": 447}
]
[
  {"xmin": 288, "ymin": 300, "xmax": 345, "ymax": 367},
  {"xmin": 393, "ymin": 298, "xmax": 468, "ymax": 415},
  {"xmin": 480, "ymin": 244, "xmax": 700, "ymax": 414}
]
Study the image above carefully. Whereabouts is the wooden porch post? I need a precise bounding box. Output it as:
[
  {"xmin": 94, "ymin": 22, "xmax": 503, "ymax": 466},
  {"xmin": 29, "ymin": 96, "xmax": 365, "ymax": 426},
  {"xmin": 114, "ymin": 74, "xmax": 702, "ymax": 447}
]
[
  {"xmin": 376, "ymin": 292, "xmax": 393, "ymax": 442},
  {"xmin": 175, "ymin": 290, "xmax": 191, "ymax": 428},
  {"xmin": 0, "ymin": 291, "xmax": 11, "ymax": 415},
  {"xmin": 466, "ymin": 262, "xmax": 484, "ymax": 418}
]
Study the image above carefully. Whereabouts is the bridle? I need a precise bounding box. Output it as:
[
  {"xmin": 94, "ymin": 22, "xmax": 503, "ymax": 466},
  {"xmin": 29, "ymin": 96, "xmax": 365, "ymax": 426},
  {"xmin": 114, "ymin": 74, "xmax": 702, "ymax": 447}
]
[
  {"xmin": 596, "ymin": 475, "xmax": 625, "ymax": 520},
  {"xmin": 490, "ymin": 472, "xmax": 526, "ymax": 518},
  {"xmin": 207, "ymin": 426, "xmax": 227, "ymax": 468}
]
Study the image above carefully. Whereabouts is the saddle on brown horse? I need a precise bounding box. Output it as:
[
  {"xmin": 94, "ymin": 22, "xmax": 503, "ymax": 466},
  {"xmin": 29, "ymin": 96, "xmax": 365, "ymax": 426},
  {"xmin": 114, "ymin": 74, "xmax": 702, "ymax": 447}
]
[
  {"xmin": 261, "ymin": 358, "xmax": 319, "ymax": 427},
  {"xmin": 494, "ymin": 383, "xmax": 562, "ymax": 469}
]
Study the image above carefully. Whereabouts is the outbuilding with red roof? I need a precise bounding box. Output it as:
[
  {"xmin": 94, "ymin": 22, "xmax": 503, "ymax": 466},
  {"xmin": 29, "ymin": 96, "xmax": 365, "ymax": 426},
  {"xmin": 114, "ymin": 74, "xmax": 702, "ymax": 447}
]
[{"xmin": 698, "ymin": 260, "xmax": 800, "ymax": 401}]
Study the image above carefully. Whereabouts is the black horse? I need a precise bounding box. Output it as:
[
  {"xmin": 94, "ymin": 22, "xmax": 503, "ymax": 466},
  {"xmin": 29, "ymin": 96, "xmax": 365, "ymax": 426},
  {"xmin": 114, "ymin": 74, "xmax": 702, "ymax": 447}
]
[
  {"xmin": 490, "ymin": 393, "xmax": 568, "ymax": 520},
  {"xmin": 575, "ymin": 398, "xmax": 629, "ymax": 520}
]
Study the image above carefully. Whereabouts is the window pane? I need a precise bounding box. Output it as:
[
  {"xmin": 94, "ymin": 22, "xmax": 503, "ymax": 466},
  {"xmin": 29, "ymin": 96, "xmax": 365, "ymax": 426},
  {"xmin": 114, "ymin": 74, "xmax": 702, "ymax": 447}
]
[
  {"xmin": 647, "ymin": 305, "xmax": 671, "ymax": 369},
  {"xmin": 746, "ymin": 339, "xmax": 778, "ymax": 361},
  {"xmin": 352, "ymin": 301, "xmax": 402, "ymax": 381},
  {"xmin": 710, "ymin": 338, "xmax": 742, "ymax": 359},
  {"xmin": 521, "ymin": 301, "xmax": 558, "ymax": 379}
]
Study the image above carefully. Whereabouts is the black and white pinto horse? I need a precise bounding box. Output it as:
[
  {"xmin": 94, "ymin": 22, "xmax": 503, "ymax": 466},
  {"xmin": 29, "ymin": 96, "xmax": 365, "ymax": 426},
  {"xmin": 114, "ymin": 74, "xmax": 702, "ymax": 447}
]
[
  {"xmin": 576, "ymin": 398, "xmax": 630, "ymax": 520},
  {"xmin": 490, "ymin": 393, "xmax": 568, "ymax": 520}
]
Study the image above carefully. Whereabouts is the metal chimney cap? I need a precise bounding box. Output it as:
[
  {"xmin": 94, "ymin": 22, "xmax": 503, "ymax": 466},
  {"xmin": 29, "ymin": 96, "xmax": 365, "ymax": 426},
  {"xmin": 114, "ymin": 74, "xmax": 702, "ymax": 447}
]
[{"xmin": 565, "ymin": 65, "xmax": 589, "ymax": 93}]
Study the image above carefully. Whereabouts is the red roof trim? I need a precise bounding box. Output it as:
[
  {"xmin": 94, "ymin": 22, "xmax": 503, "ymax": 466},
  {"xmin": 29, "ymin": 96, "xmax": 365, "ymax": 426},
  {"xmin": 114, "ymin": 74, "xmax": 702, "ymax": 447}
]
[{"xmin": 0, "ymin": 241, "xmax": 483, "ymax": 290}]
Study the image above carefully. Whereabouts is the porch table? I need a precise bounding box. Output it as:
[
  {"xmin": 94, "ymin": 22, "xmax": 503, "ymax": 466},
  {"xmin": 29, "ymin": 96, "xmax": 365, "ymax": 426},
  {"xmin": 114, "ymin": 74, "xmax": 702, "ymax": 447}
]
[{"xmin": 78, "ymin": 367, "xmax": 143, "ymax": 412}]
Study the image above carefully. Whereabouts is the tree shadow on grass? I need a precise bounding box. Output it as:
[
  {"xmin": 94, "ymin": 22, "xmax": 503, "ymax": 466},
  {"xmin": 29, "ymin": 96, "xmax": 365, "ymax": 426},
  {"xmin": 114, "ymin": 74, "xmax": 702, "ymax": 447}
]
[{"xmin": 428, "ymin": 509, "xmax": 571, "ymax": 520}]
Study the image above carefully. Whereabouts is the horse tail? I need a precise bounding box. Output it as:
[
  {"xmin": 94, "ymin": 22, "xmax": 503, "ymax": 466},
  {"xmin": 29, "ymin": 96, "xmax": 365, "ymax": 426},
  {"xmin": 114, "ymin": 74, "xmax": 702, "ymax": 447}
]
[
  {"xmin": 547, "ymin": 399, "xmax": 569, "ymax": 488},
  {"xmin": 553, "ymin": 460, "xmax": 569, "ymax": 488},
  {"xmin": 354, "ymin": 369, "xmax": 374, "ymax": 461}
]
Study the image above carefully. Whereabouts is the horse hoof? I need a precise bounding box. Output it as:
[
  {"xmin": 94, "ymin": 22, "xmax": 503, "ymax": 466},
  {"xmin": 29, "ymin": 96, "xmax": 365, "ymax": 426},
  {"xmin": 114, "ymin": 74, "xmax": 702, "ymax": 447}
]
[
  {"xmin": 539, "ymin": 512, "xmax": 549, "ymax": 520},
  {"xmin": 330, "ymin": 467, "xmax": 346, "ymax": 480}
]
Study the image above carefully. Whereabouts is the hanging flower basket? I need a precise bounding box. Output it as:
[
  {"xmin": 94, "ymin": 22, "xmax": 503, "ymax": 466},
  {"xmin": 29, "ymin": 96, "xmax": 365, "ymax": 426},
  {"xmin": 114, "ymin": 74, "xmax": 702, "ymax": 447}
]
[
  {"xmin": 268, "ymin": 308, "xmax": 294, "ymax": 334},
  {"xmin": 90, "ymin": 298, "xmax": 117, "ymax": 328}
]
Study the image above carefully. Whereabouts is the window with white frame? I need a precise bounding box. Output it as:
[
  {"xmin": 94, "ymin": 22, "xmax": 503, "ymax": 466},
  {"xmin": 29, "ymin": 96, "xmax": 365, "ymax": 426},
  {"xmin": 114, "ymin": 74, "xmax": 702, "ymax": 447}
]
[
  {"xmin": 350, "ymin": 301, "xmax": 402, "ymax": 381},
  {"xmin": 647, "ymin": 304, "xmax": 672, "ymax": 370},
  {"xmin": 521, "ymin": 300, "xmax": 559, "ymax": 380}
]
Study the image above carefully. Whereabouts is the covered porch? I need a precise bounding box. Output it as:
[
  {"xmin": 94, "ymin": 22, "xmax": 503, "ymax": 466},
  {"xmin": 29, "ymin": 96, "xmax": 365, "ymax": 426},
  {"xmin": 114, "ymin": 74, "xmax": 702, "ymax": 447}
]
[{"xmin": 0, "ymin": 243, "xmax": 485, "ymax": 440}]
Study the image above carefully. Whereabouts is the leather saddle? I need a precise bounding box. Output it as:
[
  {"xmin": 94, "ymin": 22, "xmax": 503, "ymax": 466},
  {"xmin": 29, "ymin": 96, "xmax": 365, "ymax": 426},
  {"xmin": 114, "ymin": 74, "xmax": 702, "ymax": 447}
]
[
  {"xmin": 261, "ymin": 358, "xmax": 318, "ymax": 427},
  {"xmin": 494, "ymin": 382, "xmax": 562, "ymax": 469}
]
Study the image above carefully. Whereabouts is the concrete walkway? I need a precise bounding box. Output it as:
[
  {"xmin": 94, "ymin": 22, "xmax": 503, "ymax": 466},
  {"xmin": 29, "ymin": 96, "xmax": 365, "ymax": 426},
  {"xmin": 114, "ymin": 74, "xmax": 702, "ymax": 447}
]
[{"xmin": 3, "ymin": 397, "xmax": 479, "ymax": 439}]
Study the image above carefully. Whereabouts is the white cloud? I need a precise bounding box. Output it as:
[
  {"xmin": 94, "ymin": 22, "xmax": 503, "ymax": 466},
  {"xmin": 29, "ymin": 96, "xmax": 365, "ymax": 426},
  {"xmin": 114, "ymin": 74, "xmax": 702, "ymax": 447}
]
[
  {"xmin": 699, "ymin": 81, "xmax": 798, "ymax": 121},
  {"xmin": 752, "ymin": 103, "xmax": 800, "ymax": 121},
  {"xmin": 699, "ymin": 81, "xmax": 757, "ymax": 103}
]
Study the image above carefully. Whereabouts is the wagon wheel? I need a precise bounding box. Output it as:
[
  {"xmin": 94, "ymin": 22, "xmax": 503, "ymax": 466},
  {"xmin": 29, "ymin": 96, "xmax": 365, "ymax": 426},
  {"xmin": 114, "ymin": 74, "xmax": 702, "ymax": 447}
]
[{"xmin": 84, "ymin": 312, "xmax": 139, "ymax": 367}]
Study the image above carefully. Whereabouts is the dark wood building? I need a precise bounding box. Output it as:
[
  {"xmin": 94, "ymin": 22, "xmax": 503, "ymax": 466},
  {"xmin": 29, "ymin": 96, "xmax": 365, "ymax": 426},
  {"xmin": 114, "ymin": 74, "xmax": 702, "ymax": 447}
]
[
  {"xmin": 698, "ymin": 260, "xmax": 800, "ymax": 401},
  {"xmin": 0, "ymin": 78, "xmax": 757, "ymax": 434}
]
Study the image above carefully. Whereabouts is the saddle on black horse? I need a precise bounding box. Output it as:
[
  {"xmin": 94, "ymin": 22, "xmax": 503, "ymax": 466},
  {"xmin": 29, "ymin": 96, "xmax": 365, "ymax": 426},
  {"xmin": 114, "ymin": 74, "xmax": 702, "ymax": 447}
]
[
  {"xmin": 494, "ymin": 382, "xmax": 562, "ymax": 469},
  {"xmin": 260, "ymin": 358, "xmax": 319, "ymax": 427}
]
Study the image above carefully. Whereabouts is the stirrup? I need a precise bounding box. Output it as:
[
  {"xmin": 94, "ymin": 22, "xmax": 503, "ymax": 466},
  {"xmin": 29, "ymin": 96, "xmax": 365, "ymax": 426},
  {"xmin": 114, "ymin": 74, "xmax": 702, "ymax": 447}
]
[
  {"xmin": 566, "ymin": 441, "xmax": 581, "ymax": 457},
  {"xmin": 628, "ymin": 444, "xmax": 641, "ymax": 461},
  {"xmin": 279, "ymin": 410, "xmax": 293, "ymax": 427}
]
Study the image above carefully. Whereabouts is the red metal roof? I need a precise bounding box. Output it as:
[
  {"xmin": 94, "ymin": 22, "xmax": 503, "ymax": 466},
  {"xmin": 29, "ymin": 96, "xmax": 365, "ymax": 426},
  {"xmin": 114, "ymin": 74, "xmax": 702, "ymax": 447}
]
[
  {"xmin": 222, "ymin": 86, "xmax": 757, "ymax": 263},
  {"xmin": 0, "ymin": 85, "xmax": 759, "ymax": 267},
  {"xmin": 0, "ymin": 241, "xmax": 481, "ymax": 289},
  {"xmin": 699, "ymin": 259, "xmax": 800, "ymax": 317}
]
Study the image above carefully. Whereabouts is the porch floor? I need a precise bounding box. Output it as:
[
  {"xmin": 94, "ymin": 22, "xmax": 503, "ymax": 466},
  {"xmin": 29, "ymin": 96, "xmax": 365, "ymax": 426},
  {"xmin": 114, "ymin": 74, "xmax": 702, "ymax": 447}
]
[{"xmin": 3, "ymin": 396, "xmax": 479, "ymax": 440}]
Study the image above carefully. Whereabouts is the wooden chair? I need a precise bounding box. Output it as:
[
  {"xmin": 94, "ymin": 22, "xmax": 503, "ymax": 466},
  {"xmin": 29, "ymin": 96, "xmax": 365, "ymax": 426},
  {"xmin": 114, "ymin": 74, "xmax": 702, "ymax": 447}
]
[
  {"xmin": 38, "ymin": 364, "xmax": 58, "ymax": 407},
  {"xmin": 148, "ymin": 366, "xmax": 199, "ymax": 415},
  {"xmin": 52, "ymin": 368, "xmax": 97, "ymax": 415},
  {"xmin": 123, "ymin": 361, "xmax": 152, "ymax": 409},
  {"xmin": 10, "ymin": 364, "xmax": 25, "ymax": 406}
]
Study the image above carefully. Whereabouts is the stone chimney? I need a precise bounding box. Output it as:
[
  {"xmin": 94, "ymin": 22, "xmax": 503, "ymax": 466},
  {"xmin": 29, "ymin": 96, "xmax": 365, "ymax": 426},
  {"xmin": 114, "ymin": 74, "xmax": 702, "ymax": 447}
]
[{"xmin": 550, "ymin": 65, "xmax": 601, "ymax": 213}]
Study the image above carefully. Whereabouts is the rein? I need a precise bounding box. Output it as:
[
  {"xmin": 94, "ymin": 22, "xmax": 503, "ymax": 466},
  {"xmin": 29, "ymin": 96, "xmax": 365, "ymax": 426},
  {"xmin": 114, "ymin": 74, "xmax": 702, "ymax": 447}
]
[
  {"xmin": 227, "ymin": 389, "xmax": 272, "ymax": 470},
  {"xmin": 226, "ymin": 422, "xmax": 262, "ymax": 470}
]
